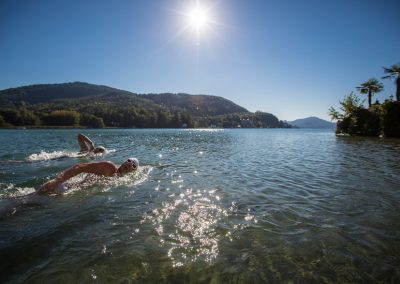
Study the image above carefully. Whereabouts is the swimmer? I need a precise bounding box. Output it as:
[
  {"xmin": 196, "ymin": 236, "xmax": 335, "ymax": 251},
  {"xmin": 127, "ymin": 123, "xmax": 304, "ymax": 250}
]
[
  {"xmin": 0, "ymin": 158, "xmax": 139, "ymax": 217},
  {"xmin": 38, "ymin": 158, "xmax": 139, "ymax": 195},
  {"xmin": 77, "ymin": 133, "xmax": 106, "ymax": 155}
]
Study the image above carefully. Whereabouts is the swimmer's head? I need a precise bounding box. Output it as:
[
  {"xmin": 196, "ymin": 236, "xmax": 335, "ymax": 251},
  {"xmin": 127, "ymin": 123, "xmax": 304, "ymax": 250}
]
[
  {"xmin": 117, "ymin": 158, "xmax": 139, "ymax": 175},
  {"xmin": 93, "ymin": 146, "xmax": 106, "ymax": 154}
]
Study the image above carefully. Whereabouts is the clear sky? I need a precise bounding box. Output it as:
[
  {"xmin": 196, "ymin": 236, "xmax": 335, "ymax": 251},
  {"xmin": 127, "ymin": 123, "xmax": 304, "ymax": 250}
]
[{"xmin": 0, "ymin": 0, "xmax": 399, "ymax": 121}]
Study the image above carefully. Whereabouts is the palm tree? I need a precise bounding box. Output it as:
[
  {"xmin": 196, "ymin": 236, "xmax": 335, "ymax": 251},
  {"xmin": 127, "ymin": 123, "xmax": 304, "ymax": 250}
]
[
  {"xmin": 382, "ymin": 64, "xmax": 400, "ymax": 101},
  {"xmin": 356, "ymin": 78, "xmax": 384, "ymax": 108}
]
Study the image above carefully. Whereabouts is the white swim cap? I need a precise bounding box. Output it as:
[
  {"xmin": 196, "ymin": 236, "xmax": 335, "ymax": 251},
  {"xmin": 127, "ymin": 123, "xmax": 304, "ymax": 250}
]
[
  {"xmin": 126, "ymin": 157, "xmax": 139, "ymax": 169},
  {"xmin": 93, "ymin": 146, "xmax": 106, "ymax": 154}
]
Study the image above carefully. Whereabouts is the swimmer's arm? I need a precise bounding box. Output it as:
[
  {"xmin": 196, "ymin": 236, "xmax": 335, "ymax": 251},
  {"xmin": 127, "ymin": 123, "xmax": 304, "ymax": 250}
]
[
  {"xmin": 39, "ymin": 162, "xmax": 117, "ymax": 194},
  {"xmin": 77, "ymin": 133, "xmax": 94, "ymax": 153},
  {"xmin": 57, "ymin": 162, "xmax": 117, "ymax": 180}
]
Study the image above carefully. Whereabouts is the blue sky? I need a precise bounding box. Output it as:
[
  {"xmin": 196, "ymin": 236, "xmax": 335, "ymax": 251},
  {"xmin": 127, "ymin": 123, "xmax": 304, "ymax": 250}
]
[{"xmin": 0, "ymin": 0, "xmax": 399, "ymax": 120}]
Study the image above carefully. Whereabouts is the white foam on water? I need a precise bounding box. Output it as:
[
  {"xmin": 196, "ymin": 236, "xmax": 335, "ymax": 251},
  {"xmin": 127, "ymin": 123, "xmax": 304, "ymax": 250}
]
[
  {"xmin": 27, "ymin": 148, "xmax": 117, "ymax": 161},
  {"xmin": 0, "ymin": 187, "xmax": 50, "ymax": 217},
  {"xmin": 27, "ymin": 150, "xmax": 82, "ymax": 161},
  {"xmin": 0, "ymin": 183, "xmax": 36, "ymax": 198}
]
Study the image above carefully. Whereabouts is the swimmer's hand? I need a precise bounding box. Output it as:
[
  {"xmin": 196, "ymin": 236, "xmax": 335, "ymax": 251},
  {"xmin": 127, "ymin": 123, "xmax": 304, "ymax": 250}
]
[{"xmin": 38, "ymin": 178, "xmax": 61, "ymax": 194}]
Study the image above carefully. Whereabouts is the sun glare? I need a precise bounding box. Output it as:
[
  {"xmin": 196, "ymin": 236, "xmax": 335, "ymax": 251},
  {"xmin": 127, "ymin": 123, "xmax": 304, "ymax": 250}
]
[
  {"xmin": 162, "ymin": 0, "xmax": 219, "ymax": 48},
  {"xmin": 188, "ymin": 4, "xmax": 209, "ymax": 32}
]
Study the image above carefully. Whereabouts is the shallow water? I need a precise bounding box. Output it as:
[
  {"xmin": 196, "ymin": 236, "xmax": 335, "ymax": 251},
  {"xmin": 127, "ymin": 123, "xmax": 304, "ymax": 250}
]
[{"xmin": 0, "ymin": 129, "xmax": 399, "ymax": 283}]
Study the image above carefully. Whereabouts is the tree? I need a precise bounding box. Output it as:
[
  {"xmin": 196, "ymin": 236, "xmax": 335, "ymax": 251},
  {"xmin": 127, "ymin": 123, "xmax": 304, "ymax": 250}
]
[
  {"xmin": 381, "ymin": 101, "xmax": 400, "ymax": 137},
  {"xmin": 0, "ymin": 108, "xmax": 20, "ymax": 125},
  {"xmin": 156, "ymin": 111, "xmax": 169, "ymax": 128},
  {"xmin": 171, "ymin": 112, "xmax": 182, "ymax": 128},
  {"xmin": 356, "ymin": 78, "xmax": 384, "ymax": 108},
  {"xmin": 0, "ymin": 107, "xmax": 39, "ymax": 126},
  {"xmin": 382, "ymin": 64, "xmax": 400, "ymax": 102},
  {"xmin": 329, "ymin": 93, "xmax": 380, "ymax": 136},
  {"xmin": 181, "ymin": 112, "xmax": 194, "ymax": 128},
  {"xmin": 43, "ymin": 110, "xmax": 80, "ymax": 126},
  {"xmin": 80, "ymin": 113, "xmax": 105, "ymax": 128},
  {"xmin": 328, "ymin": 92, "xmax": 364, "ymax": 120},
  {"xmin": 337, "ymin": 108, "xmax": 380, "ymax": 136},
  {"xmin": 17, "ymin": 106, "xmax": 39, "ymax": 125}
]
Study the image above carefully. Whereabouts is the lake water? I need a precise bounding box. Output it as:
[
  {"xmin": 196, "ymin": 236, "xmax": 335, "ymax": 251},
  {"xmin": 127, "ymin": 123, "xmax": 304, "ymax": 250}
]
[{"xmin": 0, "ymin": 129, "xmax": 399, "ymax": 283}]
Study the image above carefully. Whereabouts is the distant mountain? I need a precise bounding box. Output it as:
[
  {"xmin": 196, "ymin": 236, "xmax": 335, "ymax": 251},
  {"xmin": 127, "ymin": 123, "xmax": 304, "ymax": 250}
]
[
  {"xmin": 0, "ymin": 82, "xmax": 133, "ymax": 105},
  {"xmin": 0, "ymin": 82, "xmax": 248, "ymax": 117},
  {"xmin": 0, "ymin": 82, "xmax": 289, "ymax": 128},
  {"xmin": 288, "ymin": 117, "xmax": 335, "ymax": 129}
]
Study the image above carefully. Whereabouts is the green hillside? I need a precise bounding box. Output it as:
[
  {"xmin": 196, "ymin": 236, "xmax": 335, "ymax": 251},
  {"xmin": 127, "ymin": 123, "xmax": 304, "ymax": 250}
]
[
  {"xmin": 140, "ymin": 93, "xmax": 248, "ymax": 116},
  {"xmin": 0, "ymin": 82, "xmax": 290, "ymax": 128},
  {"xmin": 0, "ymin": 82, "xmax": 132, "ymax": 105}
]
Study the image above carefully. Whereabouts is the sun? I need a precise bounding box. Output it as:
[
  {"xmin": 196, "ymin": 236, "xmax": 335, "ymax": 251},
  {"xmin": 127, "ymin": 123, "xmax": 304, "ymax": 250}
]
[
  {"xmin": 161, "ymin": 0, "xmax": 219, "ymax": 47},
  {"xmin": 188, "ymin": 3, "xmax": 209, "ymax": 33}
]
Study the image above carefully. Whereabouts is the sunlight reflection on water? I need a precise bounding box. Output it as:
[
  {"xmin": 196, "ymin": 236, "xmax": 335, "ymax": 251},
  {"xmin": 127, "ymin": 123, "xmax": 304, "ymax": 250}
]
[{"xmin": 141, "ymin": 188, "xmax": 229, "ymax": 267}]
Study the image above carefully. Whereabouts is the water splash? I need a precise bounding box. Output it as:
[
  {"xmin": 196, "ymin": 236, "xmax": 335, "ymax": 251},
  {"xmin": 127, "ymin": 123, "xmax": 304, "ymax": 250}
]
[
  {"xmin": 27, "ymin": 149, "xmax": 116, "ymax": 161},
  {"xmin": 27, "ymin": 150, "xmax": 82, "ymax": 161},
  {"xmin": 0, "ymin": 183, "xmax": 36, "ymax": 198},
  {"xmin": 188, "ymin": 129, "xmax": 224, "ymax": 132},
  {"xmin": 0, "ymin": 183, "xmax": 49, "ymax": 217}
]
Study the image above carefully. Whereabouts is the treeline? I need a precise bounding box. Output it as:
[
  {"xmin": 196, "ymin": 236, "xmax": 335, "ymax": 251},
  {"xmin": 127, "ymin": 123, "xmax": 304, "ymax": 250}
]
[
  {"xmin": 196, "ymin": 112, "xmax": 290, "ymax": 128},
  {"xmin": 0, "ymin": 106, "xmax": 194, "ymax": 128},
  {"xmin": 329, "ymin": 64, "xmax": 400, "ymax": 137},
  {"xmin": 0, "ymin": 106, "xmax": 290, "ymax": 129}
]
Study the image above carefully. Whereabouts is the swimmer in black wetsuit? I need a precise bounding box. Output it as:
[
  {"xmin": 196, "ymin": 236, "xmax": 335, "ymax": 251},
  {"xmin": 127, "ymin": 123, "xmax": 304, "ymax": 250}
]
[{"xmin": 77, "ymin": 133, "xmax": 106, "ymax": 155}]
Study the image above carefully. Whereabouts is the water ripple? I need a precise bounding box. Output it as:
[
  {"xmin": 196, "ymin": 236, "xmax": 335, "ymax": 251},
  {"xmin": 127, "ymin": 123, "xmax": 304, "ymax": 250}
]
[{"xmin": 1, "ymin": 129, "xmax": 400, "ymax": 283}]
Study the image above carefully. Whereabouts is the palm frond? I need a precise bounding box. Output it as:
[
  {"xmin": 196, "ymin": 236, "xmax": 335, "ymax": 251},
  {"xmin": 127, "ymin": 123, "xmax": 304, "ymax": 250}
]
[{"xmin": 383, "ymin": 65, "xmax": 400, "ymax": 75}]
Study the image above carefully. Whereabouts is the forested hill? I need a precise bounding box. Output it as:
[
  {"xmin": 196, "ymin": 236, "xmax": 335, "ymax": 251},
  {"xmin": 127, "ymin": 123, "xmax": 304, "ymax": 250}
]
[
  {"xmin": 0, "ymin": 82, "xmax": 290, "ymax": 128},
  {"xmin": 0, "ymin": 82, "xmax": 132, "ymax": 105},
  {"xmin": 139, "ymin": 93, "xmax": 248, "ymax": 116},
  {"xmin": 0, "ymin": 82, "xmax": 247, "ymax": 116}
]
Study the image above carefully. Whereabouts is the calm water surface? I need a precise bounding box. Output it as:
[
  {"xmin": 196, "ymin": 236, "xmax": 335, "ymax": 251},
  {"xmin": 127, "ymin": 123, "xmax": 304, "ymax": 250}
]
[{"xmin": 0, "ymin": 129, "xmax": 399, "ymax": 283}]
